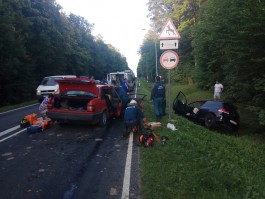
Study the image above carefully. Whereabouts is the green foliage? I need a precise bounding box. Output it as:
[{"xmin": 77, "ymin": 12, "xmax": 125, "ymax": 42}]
[
  {"xmin": 144, "ymin": 0, "xmax": 265, "ymax": 126},
  {"xmin": 0, "ymin": 0, "xmax": 128, "ymax": 106},
  {"xmin": 138, "ymin": 79, "xmax": 265, "ymax": 199},
  {"xmin": 138, "ymin": 38, "xmax": 158, "ymax": 80}
]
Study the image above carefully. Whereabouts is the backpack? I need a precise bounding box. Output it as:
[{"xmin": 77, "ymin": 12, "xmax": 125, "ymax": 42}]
[
  {"xmin": 139, "ymin": 130, "xmax": 154, "ymax": 147},
  {"xmin": 20, "ymin": 118, "xmax": 30, "ymax": 128},
  {"xmin": 27, "ymin": 125, "xmax": 43, "ymax": 134}
]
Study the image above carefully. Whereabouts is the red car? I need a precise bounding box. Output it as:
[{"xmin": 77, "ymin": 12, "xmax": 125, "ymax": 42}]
[{"xmin": 46, "ymin": 78, "xmax": 123, "ymax": 126}]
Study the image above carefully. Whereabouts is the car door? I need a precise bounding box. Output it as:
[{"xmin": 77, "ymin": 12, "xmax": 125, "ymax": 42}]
[{"xmin": 173, "ymin": 91, "xmax": 188, "ymax": 116}]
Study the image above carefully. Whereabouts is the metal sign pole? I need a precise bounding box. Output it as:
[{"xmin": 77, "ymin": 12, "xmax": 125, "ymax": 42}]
[{"xmin": 168, "ymin": 69, "xmax": 171, "ymax": 120}]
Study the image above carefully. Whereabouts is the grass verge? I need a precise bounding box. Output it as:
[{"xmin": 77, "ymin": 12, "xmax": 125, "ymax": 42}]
[
  {"xmin": 138, "ymin": 79, "xmax": 265, "ymax": 199},
  {"xmin": 0, "ymin": 100, "xmax": 37, "ymax": 113}
]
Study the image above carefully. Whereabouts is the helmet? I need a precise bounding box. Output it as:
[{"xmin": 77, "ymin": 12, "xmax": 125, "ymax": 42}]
[{"xmin": 128, "ymin": 99, "xmax": 137, "ymax": 106}]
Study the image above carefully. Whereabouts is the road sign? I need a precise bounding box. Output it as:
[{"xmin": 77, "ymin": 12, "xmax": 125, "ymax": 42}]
[
  {"xmin": 160, "ymin": 40, "xmax": 178, "ymax": 50},
  {"xmin": 158, "ymin": 18, "xmax": 180, "ymax": 40},
  {"xmin": 160, "ymin": 50, "xmax": 179, "ymax": 70}
]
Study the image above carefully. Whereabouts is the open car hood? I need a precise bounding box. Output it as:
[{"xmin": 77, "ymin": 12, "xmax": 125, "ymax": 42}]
[{"xmin": 57, "ymin": 78, "xmax": 98, "ymax": 95}]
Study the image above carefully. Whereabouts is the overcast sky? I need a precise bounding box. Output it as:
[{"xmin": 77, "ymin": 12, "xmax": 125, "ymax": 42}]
[{"xmin": 56, "ymin": 0, "xmax": 150, "ymax": 75}]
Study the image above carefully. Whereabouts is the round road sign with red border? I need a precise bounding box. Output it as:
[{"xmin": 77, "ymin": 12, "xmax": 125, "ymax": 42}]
[{"xmin": 160, "ymin": 50, "xmax": 179, "ymax": 69}]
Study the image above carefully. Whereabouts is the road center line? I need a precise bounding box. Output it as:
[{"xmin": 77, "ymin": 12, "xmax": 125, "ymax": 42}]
[
  {"xmin": 0, "ymin": 125, "xmax": 20, "ymax": 137},
  {"xmin": 0, "ymin": 128, "xmax": 26, "ymax": 143}
]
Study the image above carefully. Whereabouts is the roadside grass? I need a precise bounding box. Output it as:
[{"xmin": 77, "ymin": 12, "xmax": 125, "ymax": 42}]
[
  {"xmin": 0, "ymin": 100, "xmax": 37, "ymax": 113},
  {"xmin": 137, "ymin": 79, "xmax": 265, "ymax": 199}
]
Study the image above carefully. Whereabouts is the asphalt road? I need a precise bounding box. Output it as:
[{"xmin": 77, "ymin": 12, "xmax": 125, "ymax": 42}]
[{"xmin": 0, "ymin": 105, "xmax": 141, "ymax": 199}]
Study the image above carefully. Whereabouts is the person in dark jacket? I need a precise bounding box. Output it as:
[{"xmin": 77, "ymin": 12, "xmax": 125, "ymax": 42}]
[
  {"xmin": 123, "ymin": 99, "xmax": 145, "ymax": 136},
  {"xmin": 112, "ymin": 80, "xmax": 130, "ymax": 114},
  {"xmin": 150, "ymin": 76, "xmax": 165, "ymax": 122},
  {"xmin": 122, "ymin": 78, "xmax": 129, "ymax": 93}
]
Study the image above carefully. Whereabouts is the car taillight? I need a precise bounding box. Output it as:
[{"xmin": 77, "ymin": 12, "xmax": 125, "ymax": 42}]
[
  {"xmin": 218, "ymin": 108, "xmax": 230, "ymax": 115},
  {"xmin": 87, "ymin": 105, "xmax": 95, "ymax": 112}
]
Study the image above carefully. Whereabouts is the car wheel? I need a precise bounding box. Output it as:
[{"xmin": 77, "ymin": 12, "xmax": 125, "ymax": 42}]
[
  {"xmin": 99, "ymin": 111, "xmax": 107, "ymax": 126},
  {"xmin": 204, "ymin": 113, "xmax": 216, "ymax": 128}
]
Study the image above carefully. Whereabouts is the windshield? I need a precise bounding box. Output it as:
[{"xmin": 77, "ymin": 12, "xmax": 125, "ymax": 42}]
[
  {"xmin": 61, "ymin": 91, "xmax": 97, "ymax": 98},
  {"xmin": 40, "ymin": 77, "xmax": 62, "ymax": 86}
]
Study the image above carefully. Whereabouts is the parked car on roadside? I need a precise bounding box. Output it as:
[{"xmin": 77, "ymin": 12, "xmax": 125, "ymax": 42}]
[
  {"xmin": 173, "ymin": 91, "xmax": 240, "ymax": 132},
  {"xmin": 46, "ymin": 77, "xmax": 123, "ymax": 126}
]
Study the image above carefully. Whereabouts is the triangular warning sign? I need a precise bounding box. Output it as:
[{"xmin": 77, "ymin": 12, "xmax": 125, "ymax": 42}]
[{"xmin": 158, "ymin": 18, "xmax": 180, "ymax": 39}]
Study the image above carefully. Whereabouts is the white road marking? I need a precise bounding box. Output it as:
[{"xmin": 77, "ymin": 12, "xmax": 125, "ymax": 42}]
[
  {"xmin": 0, "ymin": 128, "xmax": 26, "ymax": 143},
  {"xmin": 0, "ymin": 125, "xmax": 20, "ymax": 137},
  {"xmin": 121, "ymin": 79, "xmax": 139, "ymax": 199},
  {"xmin": 0, "ymin": 103, "xmax": 38, "ymax": 115},
  {"xmin": 121, "ymin": 132, "xmax": 134, "ymax": 199}
]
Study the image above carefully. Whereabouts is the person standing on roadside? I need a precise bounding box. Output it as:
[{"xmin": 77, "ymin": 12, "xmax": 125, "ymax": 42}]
[
  {"xmin": 122, "ymin": 78, "xmax": 129, "ymax": 93},
  {"xmin": 214, "ymin": 80, "xmax": 224, "ymax": 101},
  {"xmin": 112, "ymin": 80, "xmax": 130, "ymax": 114},
  {"xmin": 39, "ymin": 94, "xmax": 54, "ymax": 119},
  {"xmin": 150, "ymin": 76, "xmax": 166, "ymax": 122}
]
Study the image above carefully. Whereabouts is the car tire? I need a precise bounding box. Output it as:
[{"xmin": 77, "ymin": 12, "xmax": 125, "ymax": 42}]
[
  {"xmin": 99, "ymin": 111, "xmax": 107, "ymax": 126},
  {"xmin": 204, "ymin": 113, "xmax": 216, "ymax": 128}
]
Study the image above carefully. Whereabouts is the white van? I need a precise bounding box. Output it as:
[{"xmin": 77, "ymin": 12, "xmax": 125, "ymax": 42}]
[{"xmin": 36, "ymin": 75, "xmax": 76, "ymax": 102}]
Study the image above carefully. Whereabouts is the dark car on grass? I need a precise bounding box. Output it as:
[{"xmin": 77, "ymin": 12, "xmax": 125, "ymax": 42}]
[
  {"xmin": 47, "ymin": 78, "xmax": 123, "ymax": 126},
  {"xmin": 173, "ymin": 91, "xmax": 240, "ymax": 132}
]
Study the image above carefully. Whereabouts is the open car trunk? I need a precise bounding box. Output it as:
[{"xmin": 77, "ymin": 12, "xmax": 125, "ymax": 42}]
[
  {"xmin": 52, "ymin": 78, "xmax": 98, "ymax": 111},
  {"xmin": 53, "ymin": 97, "xmax": 93, "ymax": 111}
]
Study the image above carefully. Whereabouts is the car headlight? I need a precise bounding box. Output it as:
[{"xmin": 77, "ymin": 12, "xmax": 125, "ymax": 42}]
[{"xmin": 36, "ymin": 90, "xmax": 41, "ymax": 95}]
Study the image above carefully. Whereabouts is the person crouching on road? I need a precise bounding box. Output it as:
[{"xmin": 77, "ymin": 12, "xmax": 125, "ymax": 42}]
[
  {"xmin": 39, "ymin": 94, "xmax": 53, "ymax": 119},
  {"xmin": 150, "ymin": 76, "xmax": 166, "ymax": 122},
  {"xmin": 123, "ymin": 99, "xmax": 145, "ymax": 137}
]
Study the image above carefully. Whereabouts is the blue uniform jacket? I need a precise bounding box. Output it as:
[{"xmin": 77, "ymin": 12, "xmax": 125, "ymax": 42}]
[
  {"xmin": 124, "ymin": 105, "xmax": 144, "ymax": 123},
  {"xmin": 151, "ymin": 81, "xmax": 165, "ymax": 100}
]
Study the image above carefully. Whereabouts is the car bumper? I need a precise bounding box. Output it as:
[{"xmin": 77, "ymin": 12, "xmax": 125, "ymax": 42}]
[{"xmin": 47, "ymin": 111, "xmax": 102, "ymax": 123}]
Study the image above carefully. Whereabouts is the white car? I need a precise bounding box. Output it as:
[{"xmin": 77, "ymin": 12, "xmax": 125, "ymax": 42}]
[{"xmin": 36, "ymin": 75, "xmax": 76, "ymax": 102}]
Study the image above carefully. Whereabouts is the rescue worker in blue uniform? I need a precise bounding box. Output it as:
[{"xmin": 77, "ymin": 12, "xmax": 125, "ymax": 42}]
[
  {"xmin": 123, "ymin": 99, "xmax": 144, "ymax": 137},
  {"xmin": 150, "ymin": 76, "xmax": 166, "ymax": 122},
  {"xmin": 112, "ymin": 80, "xmax": 130, "ymax": 114},
  {"xmin": 122, "ymin": 78, "xmax": 129, "ymax": 93}
]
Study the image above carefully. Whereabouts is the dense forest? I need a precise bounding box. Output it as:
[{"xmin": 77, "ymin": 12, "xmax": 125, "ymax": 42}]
[
  {"xmin": 138, "ymin": 0, "xmax": 265, "ymax": 126},
  {"xmin": 0, "ymin": 0, "xmax": 128, "ymax": 106},
  {"xmin": 1, "ymin": 0, "xmax": 265, "ymax": 127}
]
